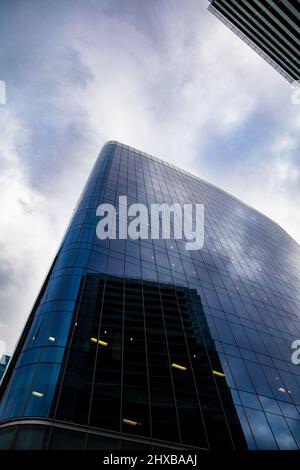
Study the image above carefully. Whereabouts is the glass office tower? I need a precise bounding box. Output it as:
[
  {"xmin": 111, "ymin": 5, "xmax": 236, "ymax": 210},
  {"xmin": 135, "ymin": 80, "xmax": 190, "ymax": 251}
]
[
  {"xmin": 0, "ymin": 141, "xmax": 300, "ymax": 450},
  {"xmin": 208, "ymin": 0, "xmax": 300, "ymax": 83}
]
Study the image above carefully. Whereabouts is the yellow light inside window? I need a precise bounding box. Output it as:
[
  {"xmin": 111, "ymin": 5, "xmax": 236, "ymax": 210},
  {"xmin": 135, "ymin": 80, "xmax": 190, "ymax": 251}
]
[
  {"xmin": 90, "ymin": 337, "xmax": 108, "ymax": 346},
  {"xmin": 171, "ymin": 363, "xmax": 187, "ymax": 371},
  {"xmin": 212, "ymin": 370, "xmax": 225, "ymax": 377},
  {"xmin": 32, "ymin": 391, "xmax": 44, "ymax": 398},
  {"xmin": 123, "ymin": 418, "xmax": 141, "ymax": 426}
]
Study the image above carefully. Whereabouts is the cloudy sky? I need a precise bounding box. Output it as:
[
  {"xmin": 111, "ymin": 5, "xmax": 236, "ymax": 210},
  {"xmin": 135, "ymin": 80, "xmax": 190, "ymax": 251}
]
[{"xmin": 0, "ymin": 0, "xmax": 299, "ymax": 352}]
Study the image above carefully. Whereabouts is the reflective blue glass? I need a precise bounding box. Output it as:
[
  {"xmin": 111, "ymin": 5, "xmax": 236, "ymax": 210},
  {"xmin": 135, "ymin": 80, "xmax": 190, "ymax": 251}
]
[
  {"xmin": 266, "ymin": 413, "xmax": 297, "ymax": 450},
  {"xmin": 1, "ymin": 141, "xmax": 300, "ymax": 450},
  {"xmin": 244, "ymin": 408, "xmax": 278, "ymax": 450}
]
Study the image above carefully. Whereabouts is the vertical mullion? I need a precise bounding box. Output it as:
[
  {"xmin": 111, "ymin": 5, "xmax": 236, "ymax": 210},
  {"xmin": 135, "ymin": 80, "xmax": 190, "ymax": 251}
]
[
  {"xmin": 141, "ymin": 281, "xmax": 153, "ymax": 439},
  {"xmin": 119, "ymin": 279, "xmax": 126, "ymax": 436},
  {"xmin": 158, "ymin": 285, "xmax": 182, "ymax": 443},
  {"xmin": 86, "ymin": 277, "xmax": 107, "ymax": 433},
  {"xmin": 173, "ymin": 288, "xmax": 210, "ymax": 449}
]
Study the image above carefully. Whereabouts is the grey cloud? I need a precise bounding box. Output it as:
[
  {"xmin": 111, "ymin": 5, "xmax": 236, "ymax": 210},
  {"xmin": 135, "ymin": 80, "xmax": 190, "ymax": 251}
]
[{"xmin": 0, "ymin": 257, "xmax": 14, "ymax": 290}]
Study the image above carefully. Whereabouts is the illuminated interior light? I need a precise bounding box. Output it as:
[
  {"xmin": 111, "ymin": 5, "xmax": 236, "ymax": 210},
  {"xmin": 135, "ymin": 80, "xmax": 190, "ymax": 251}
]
[
  {"xmin": 130, "ymin": 337, "xmax": 133, "ymax": 341},
  {"xmin": 123, "ymin": 418, "xmax": 141, "ymax": 426},
  {"xmin": 278, "ymin": 387, "xmax": 286, "ymax": 393},
  {"xmin": 90, "ymin": 337, "xmax": 108, "ymax": 346},
  {"xmin": 212, "ymin": 370, "xmax": 225, "ymax": 377},
  {"xmin": 104, "ymin": 330, "xmax": 107, "ymax": 334},
  {"xmin": 48, "ymin": 337, "xmax": 55, "ymax": 342},
  {"xmin": 32, "ymin": 391, "xmax": 44, "ymax": 398},
  {"xmin": 171, "ymin": 363, "xmax": 187, "ymax": 371}
]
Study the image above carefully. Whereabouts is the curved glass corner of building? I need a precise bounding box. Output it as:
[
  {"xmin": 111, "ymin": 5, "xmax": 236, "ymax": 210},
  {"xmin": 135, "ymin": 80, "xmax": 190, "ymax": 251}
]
[{"xmin": 1, "ymin": 141, "xmax": 300, "ymax": 450}]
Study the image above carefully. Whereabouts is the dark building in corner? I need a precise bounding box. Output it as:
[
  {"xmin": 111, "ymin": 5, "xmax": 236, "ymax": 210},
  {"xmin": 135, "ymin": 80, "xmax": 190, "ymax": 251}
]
[
  {"xmin": 208, "ymin": 0, "xmax": 300, "ymax": 83},
  {"xmin": 0, "ymin": 141, "xmax": 300, "ymax": 450}
]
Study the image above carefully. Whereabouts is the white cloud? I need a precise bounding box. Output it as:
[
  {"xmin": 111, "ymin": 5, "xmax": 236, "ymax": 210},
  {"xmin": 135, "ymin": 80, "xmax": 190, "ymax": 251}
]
[{"xmin": 0, "ymin": 109, "xmax": 59, "ymax": 350}]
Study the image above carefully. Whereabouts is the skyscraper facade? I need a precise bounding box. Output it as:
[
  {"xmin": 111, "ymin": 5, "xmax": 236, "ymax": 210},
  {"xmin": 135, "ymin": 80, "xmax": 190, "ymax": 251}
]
[
  {"xmin": 0, "ymin": 141, "xmax": 300, "ymax": 450},
  {"xmin": 208, "ymin": 0, "xmax": 300, "ymax": 83}
]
